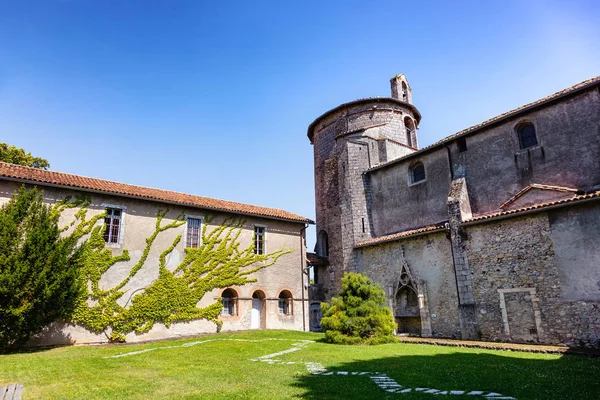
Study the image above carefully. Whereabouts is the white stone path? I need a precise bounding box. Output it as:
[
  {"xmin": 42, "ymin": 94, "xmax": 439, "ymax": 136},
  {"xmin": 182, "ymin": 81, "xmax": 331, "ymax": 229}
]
[{"xmin": 106, "ymin": 338, "xmax": 516, "ymax": 399}]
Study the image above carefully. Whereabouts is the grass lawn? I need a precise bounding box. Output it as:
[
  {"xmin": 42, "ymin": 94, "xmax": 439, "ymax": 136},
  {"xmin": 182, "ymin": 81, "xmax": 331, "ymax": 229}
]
[{"xmin": 1, "ymin": 330, "xmax": 599, "ymax": 399}]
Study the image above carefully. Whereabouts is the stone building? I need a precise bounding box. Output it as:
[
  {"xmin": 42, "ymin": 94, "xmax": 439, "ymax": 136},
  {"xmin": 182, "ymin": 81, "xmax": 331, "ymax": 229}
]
[
  {"xmin": 0, "ymin": 162, "xmax": 312, "ymax": 345},
  {"xmin": 307, "ymin": 74, "xmax": 600, "ymax": 347}
]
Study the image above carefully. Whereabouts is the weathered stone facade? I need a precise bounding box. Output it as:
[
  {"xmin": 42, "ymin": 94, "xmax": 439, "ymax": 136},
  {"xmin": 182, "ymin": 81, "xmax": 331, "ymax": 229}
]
[{"xmin": 308, "ymin": 74, "xmax": 600, "ymax": 347}]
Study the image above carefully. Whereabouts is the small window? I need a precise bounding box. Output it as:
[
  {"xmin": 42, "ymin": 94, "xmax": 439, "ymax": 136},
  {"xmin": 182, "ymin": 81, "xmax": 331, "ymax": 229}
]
[
  {"xmin": 186, "ymin": 217, "xmax": 202, "ymax": 248},
  {"xmin": 404, "ymin": 117, "xmax": 415, "ymax": 148},
  {"xmin": 401, "ymin": 81, "xmax": 408, "ymax": 102},
  {"xmin": 254, "ymin": 226, "xmax": 265, "ymax": 255},
  {"xmin": 318, "ymin": 230, "xmax": 329, "ymax": 257},
  {"xmin": 457, "ymin": 137, "xmax": 467, "ymax": 152},
  {"xmin": 278, "ymin": 290, "xmax": 293, "ymax": 315},
  {"xmin": 103, "ymin": 208, "xmax": 122, "ymax": 244},
  {"xmin": 221, "ymin": 288, "xmax": 238, "ymax": 316},
  {"xmin": 409, "ymin": 162, "xmax": 426, "ymax": 184},
  {"xmin": 517, "ymin": 122, "xmax": 538, "ymax": 149}
]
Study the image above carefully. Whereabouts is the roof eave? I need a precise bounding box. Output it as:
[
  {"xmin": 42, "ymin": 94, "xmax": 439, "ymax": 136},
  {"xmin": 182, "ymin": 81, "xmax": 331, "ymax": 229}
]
[
  {"xmin": 307, "ymin": 97, "xmax": 422, "ymax": 143},
  {"xmin": 0, "ymin": 176, "xmax": 314, "ymax": 225}
]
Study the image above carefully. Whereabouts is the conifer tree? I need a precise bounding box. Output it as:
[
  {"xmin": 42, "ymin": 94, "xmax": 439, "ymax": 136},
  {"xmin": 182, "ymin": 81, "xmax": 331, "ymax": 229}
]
[
  {"xmin": 320, "ymin": 272, "xmax": 397, "ymax": 344},
  {"xmin": 0, "ymin": 186, "xmax": 82, "ymax": 350}
]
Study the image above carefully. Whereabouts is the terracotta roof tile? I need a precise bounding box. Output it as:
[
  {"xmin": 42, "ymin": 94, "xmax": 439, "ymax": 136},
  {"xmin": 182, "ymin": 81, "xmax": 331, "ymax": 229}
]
[
  {"xmin": 499, "ymin": 184, "xmax": 580, "ymax": 210},
  {"xmin": 0, "ymin": 162, "xmax": 313, "ymax": 224},
  {"xmin": 355, "ymin": 223, "xmax": 448, "ymax": 248},
  {"xmin": 306, "ymin": 252, "xmax": 328, "ymax": 266},
  {"xmin": 465, "ymin": 190, "xmax": 600, "ymax": 223},
  {"xmin": 429, "ymin": 75, "xmax": 600, "ymax": 148},
  {"xmin": 367, "ymin": 75, "xmax": 600, "ymax": 172}
]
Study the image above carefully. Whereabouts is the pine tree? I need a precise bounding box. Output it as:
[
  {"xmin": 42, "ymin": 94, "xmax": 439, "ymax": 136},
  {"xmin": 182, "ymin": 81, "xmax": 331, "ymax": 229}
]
[
  {"xmin": 0, "ymin": 186, "xmax": 82, "ymax": 350},
  {"xmin": 320, "ymin": 272, "xmax": 397, "ymax": 344}
]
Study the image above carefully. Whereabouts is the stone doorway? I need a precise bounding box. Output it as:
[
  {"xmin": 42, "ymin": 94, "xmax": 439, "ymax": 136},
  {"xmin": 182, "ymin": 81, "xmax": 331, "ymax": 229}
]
[{"xmin": 395, "ymin": 286, "xmax": 421, "ymax": 334}]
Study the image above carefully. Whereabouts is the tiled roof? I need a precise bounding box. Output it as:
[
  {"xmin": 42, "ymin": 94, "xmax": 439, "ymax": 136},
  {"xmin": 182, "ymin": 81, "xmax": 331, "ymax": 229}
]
[
  {"xmin": 499, "ymin": 184, "xmax": 579, "ymax": 210},
  {"xmin": 465, "ymin": 190, "xmax": 600, "ymax": 223},
  {"xmin": 429, "ymin": 75, "xmax": 600, "ymax": 148},
  {"xmin": 355, "ymin": 223, "xmax": 448, "ymax": 248},
  {"xmin": 0, "ymin": 162, "xmax": 314, "ymax": 224},
  {"xmin": 306, "ymin": 252, "xmax": 328, "ymax": 266},
  {"xmin": 367, "ymin": 75, "xmax": 600, "ymax": 173}
]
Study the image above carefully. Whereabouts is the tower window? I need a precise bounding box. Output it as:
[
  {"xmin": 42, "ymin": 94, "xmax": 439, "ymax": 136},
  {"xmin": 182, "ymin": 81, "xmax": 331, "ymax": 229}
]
[
  {"xmin": 409, "ymin": 162, "xmax": 426, "ymax": 184},
  {"xmin": 401, "ymin": 81, "xmax": 408, "ymax": 102},
  {"xmin": 318, "ymin": 230, "xmax": 329, "ymax": 257},
  {"xmin": 404, "ymin": 117, "xmax": 415, "ymax": 148},
  {"xmin": 457, "ymin": 137, "xmax": 467, "ymax": 152},
  {"xmin": 516, "ymin": 122, "xmax": 538, "ymax": 149}
]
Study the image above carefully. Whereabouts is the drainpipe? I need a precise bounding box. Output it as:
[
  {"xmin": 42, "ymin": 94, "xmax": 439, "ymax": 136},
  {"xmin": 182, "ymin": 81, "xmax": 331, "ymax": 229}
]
[{"xmin": 300, "ymin": 223, "xmax": 308, "ymax": 331}]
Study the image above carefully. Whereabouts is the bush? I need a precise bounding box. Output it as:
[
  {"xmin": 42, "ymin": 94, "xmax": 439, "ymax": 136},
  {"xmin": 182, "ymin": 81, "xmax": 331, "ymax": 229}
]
[
  {"xmin": 320, "ymin": 272, "xmax": 397, "ymax": 345},
  {"xmin": 0, "ymin": 186, "xmax": 83, "ymax": 350}
]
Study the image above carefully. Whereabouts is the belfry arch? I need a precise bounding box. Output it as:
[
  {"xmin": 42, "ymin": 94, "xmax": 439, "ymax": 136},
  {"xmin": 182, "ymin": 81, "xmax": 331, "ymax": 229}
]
[{"xmin": 393, "ymin": 253, "xmax": 432, "ymax": 337}]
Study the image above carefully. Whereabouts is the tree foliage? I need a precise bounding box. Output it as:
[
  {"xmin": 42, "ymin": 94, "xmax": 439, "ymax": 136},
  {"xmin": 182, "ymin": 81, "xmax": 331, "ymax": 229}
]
[
  {"xmin": 320, "ymin": 272, "xmax": 397, "ymax": 345},
  {"xmin": 0, "ymin": 143, "xmax": 50, "ymax": 169},
  {"xmin": 0, "ymin": 187, "xmax": 83, "ymax": 350}
]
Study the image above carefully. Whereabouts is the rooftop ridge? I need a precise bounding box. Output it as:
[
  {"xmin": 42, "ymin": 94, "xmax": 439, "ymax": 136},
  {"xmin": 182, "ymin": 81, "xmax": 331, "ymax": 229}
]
[{"xmin": 0, "ymin": 162, "xmax": 313, "ymax": 224}]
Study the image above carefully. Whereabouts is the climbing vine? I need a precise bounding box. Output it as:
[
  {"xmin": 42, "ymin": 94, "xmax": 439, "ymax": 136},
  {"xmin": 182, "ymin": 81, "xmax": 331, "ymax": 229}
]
[{"xmin": 57, "ymin": 196, "xmax": 292, "ymax": 342}]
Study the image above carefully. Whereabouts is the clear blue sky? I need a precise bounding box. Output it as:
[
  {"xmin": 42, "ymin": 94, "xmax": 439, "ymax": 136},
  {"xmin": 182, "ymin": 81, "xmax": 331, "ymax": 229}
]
[{"xmin": 1, "ymin": 0, "xmax": 599, "ymax": 249}]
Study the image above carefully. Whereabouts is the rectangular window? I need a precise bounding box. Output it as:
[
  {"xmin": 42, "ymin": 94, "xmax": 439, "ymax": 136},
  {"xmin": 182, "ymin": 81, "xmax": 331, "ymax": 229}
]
[
  {"xmin": 103, "ymin": 208, "xmax": 122, "ymax": 244},
  {"xmin": 186, "ymin": 218, "xmax": 202, "ymax": 248},
  {"xmin": 254, "ymin": 226, "xmax": 265, "ymax": 255},
  {"xmin": 278, "ymin": 298, "xmax": 290, "ymax": 315},
  {"xmin": 222, "ymin": 298, "xmax": 233, "ymax": 316}
]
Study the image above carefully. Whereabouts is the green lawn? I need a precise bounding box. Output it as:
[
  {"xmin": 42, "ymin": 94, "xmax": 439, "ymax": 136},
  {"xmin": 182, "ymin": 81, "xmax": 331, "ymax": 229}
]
[{"xmin": 1, "ymin": 330, "xmax": 599, "ymax": 399}]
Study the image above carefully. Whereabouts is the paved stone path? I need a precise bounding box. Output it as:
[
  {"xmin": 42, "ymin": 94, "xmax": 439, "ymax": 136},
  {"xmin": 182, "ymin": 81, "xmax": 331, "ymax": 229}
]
[{"xmin": 109, "ymin": 337, "xmax": 518, "ymax": 398}]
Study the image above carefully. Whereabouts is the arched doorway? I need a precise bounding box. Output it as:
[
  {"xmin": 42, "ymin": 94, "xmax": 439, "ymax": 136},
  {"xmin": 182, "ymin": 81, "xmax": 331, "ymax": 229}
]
[
  {"xmin": 251, "ymin": 290, "xmax": 266, "ymax": 329},
  {"xmin": 395, "ymin": 286, "xmax": 421, "ymax": 334}
]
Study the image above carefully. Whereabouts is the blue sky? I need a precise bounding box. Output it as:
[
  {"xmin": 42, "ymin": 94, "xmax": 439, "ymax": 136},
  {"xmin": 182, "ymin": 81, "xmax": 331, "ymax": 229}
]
[{"xmin": 1, "ymin": 0, "xmax": 599, "ymax": 248}]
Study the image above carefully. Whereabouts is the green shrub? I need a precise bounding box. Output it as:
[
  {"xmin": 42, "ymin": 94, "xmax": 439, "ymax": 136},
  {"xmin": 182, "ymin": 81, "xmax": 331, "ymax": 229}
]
[
  {"xmin": 320, "ymin": 272, "xmax": 397, "ymax": 345},
  {"xmin": 0, "ymin": 186, "xmax": 83, "ymax": 350}
]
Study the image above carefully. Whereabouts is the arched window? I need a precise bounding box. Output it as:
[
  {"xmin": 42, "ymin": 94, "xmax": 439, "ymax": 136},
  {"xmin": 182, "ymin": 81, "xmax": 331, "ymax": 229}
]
[
  {"xmin": 404, "ymin": 117, "xmax": 415, "ymax": 147},
  {"xmin": 516, "ymin": 122, "xmax": 538, "ymax": 149},
  {"xmin": 318, "ymin": 230, "xmax": 329, "ymax": 257},
  {"xmin": 278, "ymin": 290, "xmax": 293, "ymax": 315},
  {"xmin": 401, "ymin": 81, "xmax": 408, "ymax": 102},
  {"xmin": 409, "ymin": 162, "xmax": 426, "ymax": 184},
  {"xmin": 221, "ymin": 288, "xmax": 238, "ymax": 316}
]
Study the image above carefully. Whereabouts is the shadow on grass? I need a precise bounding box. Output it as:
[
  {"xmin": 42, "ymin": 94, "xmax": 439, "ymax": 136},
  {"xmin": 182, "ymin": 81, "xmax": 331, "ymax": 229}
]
[{"xmin": 291, "ymin": 348, "xmax": 600, "ymax": 400}]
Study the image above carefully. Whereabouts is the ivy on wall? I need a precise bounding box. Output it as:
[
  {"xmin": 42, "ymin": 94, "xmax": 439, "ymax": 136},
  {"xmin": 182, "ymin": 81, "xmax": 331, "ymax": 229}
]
[{"xmin": 57, "ymin": 196, "xmax": 292, "ymax": 342}]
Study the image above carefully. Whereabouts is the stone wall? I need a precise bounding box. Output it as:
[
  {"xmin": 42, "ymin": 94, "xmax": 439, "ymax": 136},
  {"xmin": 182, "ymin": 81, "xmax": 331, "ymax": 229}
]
[
  {"xmin": 465, "ymin": 204, "xmax": 600, "ymax": 347},
  {"xmin": 355, "ymin": 232, "xmax": 461, "ymax": 338}
]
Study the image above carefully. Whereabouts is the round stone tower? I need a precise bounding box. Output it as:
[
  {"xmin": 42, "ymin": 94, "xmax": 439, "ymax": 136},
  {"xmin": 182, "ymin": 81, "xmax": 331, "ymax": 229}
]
[{"xmin": 307, "ymin": 74, "xmax": 422, "ymax": 297}]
